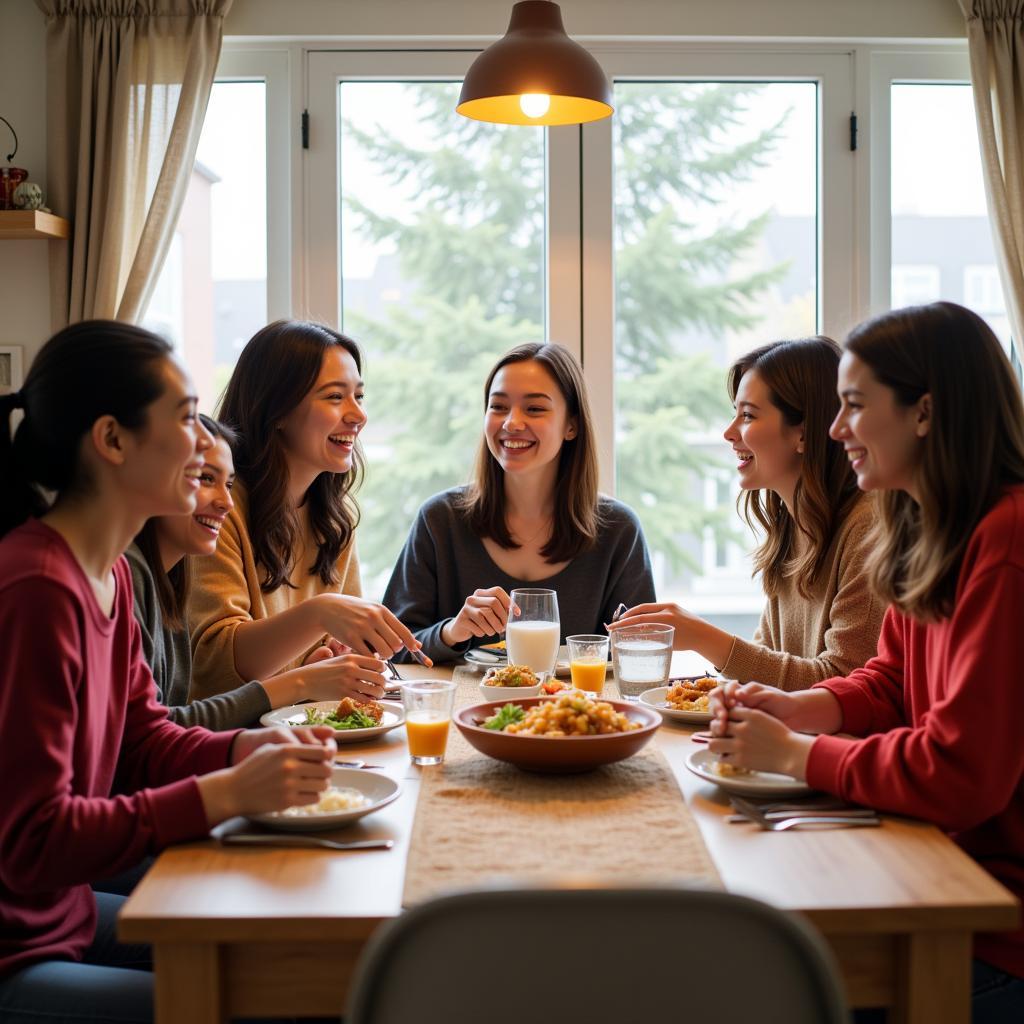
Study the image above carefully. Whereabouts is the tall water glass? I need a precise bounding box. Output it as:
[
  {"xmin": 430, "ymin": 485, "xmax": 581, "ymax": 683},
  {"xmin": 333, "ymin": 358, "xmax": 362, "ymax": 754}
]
[
  {"xmin": 506, "ymin": 588, "xmax": 560, "ymax": 675},
  {"xmin": 611, "ymin": 623, "xmax": 675, "ymax": 700}
]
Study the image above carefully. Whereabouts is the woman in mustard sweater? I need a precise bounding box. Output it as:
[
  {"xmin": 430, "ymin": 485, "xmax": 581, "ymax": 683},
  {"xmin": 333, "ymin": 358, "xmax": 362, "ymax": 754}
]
[{"xmin": 189, "ymin": 321, "xmax": 426, "ymax": 699}]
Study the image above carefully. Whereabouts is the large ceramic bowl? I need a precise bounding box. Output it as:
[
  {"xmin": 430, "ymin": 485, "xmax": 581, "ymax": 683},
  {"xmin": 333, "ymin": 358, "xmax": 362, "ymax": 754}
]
[{"xmin": 454, "ymin": 697, "xmax": 661, "ymax": 774}]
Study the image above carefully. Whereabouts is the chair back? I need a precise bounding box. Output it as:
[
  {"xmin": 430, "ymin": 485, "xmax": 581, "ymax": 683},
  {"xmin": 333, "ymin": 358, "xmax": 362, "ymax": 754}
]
[{"xmin": 348, "ymin": 886, "xmax": 848, "ymax": 1024}]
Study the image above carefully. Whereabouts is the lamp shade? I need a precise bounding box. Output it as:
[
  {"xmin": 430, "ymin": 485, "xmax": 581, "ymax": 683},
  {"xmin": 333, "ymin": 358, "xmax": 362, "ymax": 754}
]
[{"xmin": 457, "ymin": 1, "xmax": 613, "ymax": 126}]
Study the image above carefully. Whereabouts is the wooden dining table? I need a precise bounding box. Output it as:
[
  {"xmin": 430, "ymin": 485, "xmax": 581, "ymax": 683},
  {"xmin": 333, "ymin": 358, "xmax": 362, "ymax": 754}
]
[{"xmin": 119, "ymin": 655, "xmax": 1019, "ymax": 1024}]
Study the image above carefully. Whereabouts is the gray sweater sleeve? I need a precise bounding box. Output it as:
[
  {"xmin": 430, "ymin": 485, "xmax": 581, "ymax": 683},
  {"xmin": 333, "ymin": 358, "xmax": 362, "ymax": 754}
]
[
  {"xmin": 383, "ymin": 502, "xmax": 472, "ymax": 664},
  {"xmin": 126, "ymin": 545, "xmax": 271, "ymax": 730},
  {"xmin": 595, "ymin": 501, "xmax": 657, "ymax": 625}
]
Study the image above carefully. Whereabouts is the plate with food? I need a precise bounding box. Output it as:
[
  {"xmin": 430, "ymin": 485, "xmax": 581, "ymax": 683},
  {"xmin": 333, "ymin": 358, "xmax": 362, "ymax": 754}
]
[
  {"xmin": 685, "ymin": 748, "xmax": 812, "ymax": 797},
  {"xmin": 639, "ymin": 675, "xmax": 719, "ymax": 724},
  {"xmin": 260, "ymin": 697, "xmax": 406, "ymax": 743},
  {"xmin": 247, "ymin": 767, "xmax": 401, "ymax": 831},
  {"xmin": 455, "ymin": 692, "xmax": 660, "ymax": 773}
]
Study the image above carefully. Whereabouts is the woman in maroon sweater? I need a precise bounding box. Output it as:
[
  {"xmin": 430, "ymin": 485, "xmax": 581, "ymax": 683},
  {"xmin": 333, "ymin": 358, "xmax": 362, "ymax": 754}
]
[
  {"xmin": 0, "ymin": 321, "xmax": 338, "ymax": 1024},
  {"xmin": 709, "ymin": 302, "xmax": 1024, "ymax": 1020}
]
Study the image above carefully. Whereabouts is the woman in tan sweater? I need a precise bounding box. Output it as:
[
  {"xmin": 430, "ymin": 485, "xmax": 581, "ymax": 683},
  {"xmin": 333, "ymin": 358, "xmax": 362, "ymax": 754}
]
[
  {"xmin": 189, "ymin": 321, "xmax": 425, "ymax": 699},
  {"xmin": 611, "ymin": 337, "xmax": 883, "ymax": 691}
]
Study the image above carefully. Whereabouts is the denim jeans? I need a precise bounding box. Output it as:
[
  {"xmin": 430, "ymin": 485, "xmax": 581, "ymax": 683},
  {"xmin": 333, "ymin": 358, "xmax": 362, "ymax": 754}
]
[
  {"xmin": 0, "ymin": 892, "xmax": 152, "ymax": 1024},
  {"xmin": 853, "ymin": 959, "xmax": 1024, "ymax": 1023},
  {"xmin": 971, "ymin": 959, "xmax": 1024, "ymax": 1023}
]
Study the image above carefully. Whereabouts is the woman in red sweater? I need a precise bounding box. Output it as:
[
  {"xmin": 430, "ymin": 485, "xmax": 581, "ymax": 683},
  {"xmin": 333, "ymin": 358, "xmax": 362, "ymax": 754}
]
[
  {"xmin": 709, "ymin": 302, "xmax": 1024, "ymax": 1020},
  {"xmin": 0, "ymin": 321, "xmax": 339, "ymax": 1024}
]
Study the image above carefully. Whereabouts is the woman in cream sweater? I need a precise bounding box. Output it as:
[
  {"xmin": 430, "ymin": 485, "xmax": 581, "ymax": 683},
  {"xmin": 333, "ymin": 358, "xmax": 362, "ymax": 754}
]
[
  {"xmin": 189, "ymin": 321, "xmax": 426, "ymax": 698},
  {"xmin": 611, "ymin": 337, "xmax": 883, "ymax": 691}
]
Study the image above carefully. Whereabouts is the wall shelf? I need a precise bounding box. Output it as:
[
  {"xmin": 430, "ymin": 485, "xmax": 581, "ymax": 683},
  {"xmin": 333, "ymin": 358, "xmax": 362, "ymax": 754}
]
[{"xmin": 0, "ymin": 210, "xmax": 70, "ymax": 239}]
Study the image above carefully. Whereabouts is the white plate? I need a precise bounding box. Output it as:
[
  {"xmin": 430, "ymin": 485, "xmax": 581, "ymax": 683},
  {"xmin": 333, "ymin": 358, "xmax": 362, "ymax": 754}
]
[
  {"xmin": 466, "ymin": 644, "xmax": 613, "ymax": 679},
  {"xmin": 248, "ymin": 767, "xmax": 401, "ymax": 832},
  {"xmin": 639, "ymin": 686, "xmax": 712, "ymax": 724},
  {"xmin": 685, "ymin": 748, "xmax": 812, "ymax": 797},
  {"xmin": 259, "ymin": 700, "xmax": 406, "ymax": 744}
]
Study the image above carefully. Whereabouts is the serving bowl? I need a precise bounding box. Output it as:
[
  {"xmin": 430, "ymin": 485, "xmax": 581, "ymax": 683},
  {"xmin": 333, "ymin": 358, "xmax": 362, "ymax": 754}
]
[
  {"xmin": 478, "ymin": 666, "xmax": 546, "ymax": 702},
  {"xmin": 454, "ymin": 696, "xmax": 661, "ymax": 773}
]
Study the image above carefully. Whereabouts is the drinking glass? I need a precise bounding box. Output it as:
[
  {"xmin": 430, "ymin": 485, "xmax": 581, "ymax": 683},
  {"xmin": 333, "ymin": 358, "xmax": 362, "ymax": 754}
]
[
  {"xmin": 611, "ymin": 623, "xmax": 675, "ymax": 700},
  {"xmin": 505, "ymin": 588, "xmax": 560, "ymax": 675},
  {"xmin": 566, "ymin": 634, "xmax": 609, "ymax": 694},
  {"xmin": 401, "ymin": 679, "xmax": 457, "ymax": 765}
]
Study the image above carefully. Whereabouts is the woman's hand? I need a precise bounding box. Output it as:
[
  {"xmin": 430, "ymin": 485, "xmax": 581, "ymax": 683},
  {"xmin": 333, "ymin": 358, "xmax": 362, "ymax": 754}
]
[
  {"xmin": 298, "ymin": 652, "xmax": 389, "ymax": 703},
  {"xmin": 709, "ymin": 681, "xmax": 843, "ymax": 736},
  {"xmin": 199, "ymin": 727, "xmax": 337, "ymax": 823},
  {"xmin": 315, "ymin": 594, "xmax": 430, "ymax": 663},
  {"xmin": 441, "ymin": 587, "xmax": 513, "ymax": 646},
  {"xmin": 608, "ymin": 602, "xmax": 733, "ymax": 667},
  {"xmin": 707, "ymin": 705, "xmax": 814, "ymax": 779},
  {"xmin": 303, "ymin": 637, "xmax": 350, "ymax": 665}
]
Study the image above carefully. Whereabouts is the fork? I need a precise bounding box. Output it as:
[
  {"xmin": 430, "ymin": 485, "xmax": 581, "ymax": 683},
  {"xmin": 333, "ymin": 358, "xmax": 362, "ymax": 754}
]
[
  {"xmin": 221, "ymin": 834, "xmax": 394, "ymax": 851},
  {"xmin": 755, "ymin": 816, "xmax": 881, "ymax": 832}
]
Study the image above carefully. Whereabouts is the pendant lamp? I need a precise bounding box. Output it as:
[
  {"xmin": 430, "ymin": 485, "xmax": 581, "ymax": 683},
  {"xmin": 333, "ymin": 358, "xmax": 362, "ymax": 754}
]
[{"xmin": 457, "ymin": 1, "xmax": 613, "ymax": 126}]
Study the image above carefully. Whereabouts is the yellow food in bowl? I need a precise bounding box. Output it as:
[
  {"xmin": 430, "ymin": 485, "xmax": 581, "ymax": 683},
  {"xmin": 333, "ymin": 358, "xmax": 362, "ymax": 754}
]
[
  {"xmin": 504, "ymin": 691, "xmax": 639, "ymax": 736},
  {"xmin": 665, "ymin": 676, "xmax": 717, "ymax": 711},
  {"xmin": 484, "ymin": 664, "xmax": 540, "ymax": 687}
]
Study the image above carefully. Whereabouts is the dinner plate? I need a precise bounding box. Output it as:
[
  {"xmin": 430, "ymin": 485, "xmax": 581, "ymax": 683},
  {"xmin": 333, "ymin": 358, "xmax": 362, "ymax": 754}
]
[
  {"xmin": 639, "ymin": 686, "xmax": 712, "ymax": 724},
  {"xmin": 465, "ymin": 644, "xmax": 613, "ymax": 679},
  {"xmin": 248, "ymin": 767, "xmax": 401, "ymax": 832},
  {"xmin": 259, "ymin": 700, "xmax": 406, "ymax": 743},
  {"xmin": 685, "ymin": 748, "xmax": 812, "ymax": 797}
]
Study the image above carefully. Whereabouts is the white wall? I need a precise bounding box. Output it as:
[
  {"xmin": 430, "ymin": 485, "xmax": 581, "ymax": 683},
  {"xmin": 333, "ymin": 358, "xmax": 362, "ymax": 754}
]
[
  {"xmin": 0, "ymin": 2, "xmax": 50, "ymax": 371},
  {"xmin": 0, "ymin": 0, "xmax": 968, "ymax": 371},
  {"xmin": 225, "ymin": 0, "xmax": 965, "ymax": 40}
]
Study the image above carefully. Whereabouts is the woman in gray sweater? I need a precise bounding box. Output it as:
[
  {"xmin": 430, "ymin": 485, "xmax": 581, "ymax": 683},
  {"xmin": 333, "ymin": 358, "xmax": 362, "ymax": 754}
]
[
  {"xmin": 384, "ymin": 343, "xmax": 655, "ymax": 663},
  {"xmin": 128, "ymin": 415, "xmax": 389, "ymax": 729}
]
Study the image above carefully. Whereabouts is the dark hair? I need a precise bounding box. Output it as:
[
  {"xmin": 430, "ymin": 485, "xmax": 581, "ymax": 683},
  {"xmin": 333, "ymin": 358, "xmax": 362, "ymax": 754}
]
[
  {"xmin": 845, "ymin": 301, "xmax": 1024, "ymax": 621},
  {"xmin": 727, "ymin": 337, "xmax": 863, "ymax": 599},
  {"xmin": 1, "ymin": 321, "xmax": 172, "ymax": 539},
  {"xmin": 134, "ymin": 414, "xmax": 239, "ymax": 630},
  {"xmin": 217, "ymin": 320, "xmax": 364, "ymax": 592},
  {"xmin": 458, "ymin": 342, "xmax": 602, "ymax": 562}
]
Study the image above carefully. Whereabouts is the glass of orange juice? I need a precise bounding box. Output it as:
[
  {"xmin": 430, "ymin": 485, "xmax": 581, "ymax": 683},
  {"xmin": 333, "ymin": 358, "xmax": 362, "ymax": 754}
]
[
  {"xmin": 401, "ymin": 680, "xmax": 457, "ymax": 765},
  {"xmin": 566, "ymin": 634, "xmax": 609, "ymax": 694}
]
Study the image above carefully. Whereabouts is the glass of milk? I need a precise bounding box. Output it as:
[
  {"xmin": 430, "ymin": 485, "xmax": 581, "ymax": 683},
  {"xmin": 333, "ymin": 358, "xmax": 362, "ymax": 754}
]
[
  {"xmin": 506, "ymin": 588, "xmax": 560, "ymax": 675},
  {"xmin": 611, "ymin": 623, "xmax": 675, "ymax": 700}
]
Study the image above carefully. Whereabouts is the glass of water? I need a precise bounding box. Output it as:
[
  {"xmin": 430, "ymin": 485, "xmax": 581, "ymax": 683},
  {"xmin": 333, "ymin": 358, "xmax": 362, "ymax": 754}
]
[
  {"xmin": 611, "ymin": 623, "xmax": 675, "ymax": 700},
  {"xmin": 506, "ymin": 588, "xmax": 560, "ymax": 675}
]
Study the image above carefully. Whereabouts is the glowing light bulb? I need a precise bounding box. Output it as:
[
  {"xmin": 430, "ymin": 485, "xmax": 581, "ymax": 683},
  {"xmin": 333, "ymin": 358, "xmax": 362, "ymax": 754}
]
[{"xmin": 519, "ymin": 93, "xmax": 551, "ymax": 119}]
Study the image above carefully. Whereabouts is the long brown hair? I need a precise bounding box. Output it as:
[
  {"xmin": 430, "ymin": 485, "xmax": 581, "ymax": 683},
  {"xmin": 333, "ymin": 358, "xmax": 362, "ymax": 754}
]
[
  {"xmin": 728, "ymin": 337, "xmax": 862, "ymax": 599},
  {"xmin": 458, "ymin": 342, "xmax": 602, "ymax": 562},
  {"xmin": 846, "ymin": 302, "xmax": 1024, "ymax": 621},
  {"xmin": 218, "ymin": 321, "xmax": 364, "ymax": 592},
  {"xmin": 135, "ymin": 415, "xmax": 238, "ymax": 631}
]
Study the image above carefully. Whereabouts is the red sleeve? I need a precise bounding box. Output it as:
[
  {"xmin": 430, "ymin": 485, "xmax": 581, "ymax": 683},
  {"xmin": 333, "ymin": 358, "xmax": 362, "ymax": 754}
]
[
  {"xmin": 806, "ymin": 566, "xmax": 1024, "ymax": 831},
  {"xmin": 811, "ymin": 605, "xmax": 908, "ymax": 735},
  {"xmin": 0, "ymin": 577, "xmax": 227, "ymax": 894}
]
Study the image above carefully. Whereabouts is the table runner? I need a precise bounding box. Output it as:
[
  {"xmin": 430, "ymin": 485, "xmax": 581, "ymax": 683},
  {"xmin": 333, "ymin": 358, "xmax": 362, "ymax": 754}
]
[{"xmin": 402, "ymin": 668, "xmax": 721, "ymax": 906}]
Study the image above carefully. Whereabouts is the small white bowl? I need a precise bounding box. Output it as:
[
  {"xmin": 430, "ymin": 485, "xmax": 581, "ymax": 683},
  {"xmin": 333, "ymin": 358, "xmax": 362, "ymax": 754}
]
[{"xmin": 478, "ymin": 671, "xmax": 545, "ymax": 702}]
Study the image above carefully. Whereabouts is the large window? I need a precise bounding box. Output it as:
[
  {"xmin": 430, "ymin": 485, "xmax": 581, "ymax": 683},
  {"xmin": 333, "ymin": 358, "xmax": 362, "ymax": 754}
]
[
  {"xmin": 144, "ymin": 80, "xmax": 268, "ymax": 412},
  {"xmin": 890, "ymin": 82, "xmax": 1010, "ymax": 347},
  {"xmin": 612, "ymin": 81, "xmax": 818, "ymax": 635},
  {"xmin": 332, "ymin": 79, "xmax": 546, "ymax": 593}
]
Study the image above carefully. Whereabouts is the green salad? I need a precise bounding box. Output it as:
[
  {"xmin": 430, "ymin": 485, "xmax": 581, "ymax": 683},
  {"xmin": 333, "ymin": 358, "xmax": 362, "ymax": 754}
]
[
  {"xmin": 303, "ymin": 706, "xmax": 379, "ymax": 731},
  {"xmin": 483, "ymin": 703, "xmax": 526, "ymax": 731}
]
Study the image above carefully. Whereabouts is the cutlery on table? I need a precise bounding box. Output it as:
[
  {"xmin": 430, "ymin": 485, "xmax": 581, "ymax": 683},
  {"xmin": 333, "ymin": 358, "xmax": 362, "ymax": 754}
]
[
  {"xmin": 221, "ymin": 834, "xmax": 394, "ymax": 851},
  {"xmin": 729, "ymin": 794, "xmax": 880, "ymax": 830},
  {"xmin": 752, "ymin": 816, "xmax": 882, "ymax": 832},
  {"xmin": 333, "ymin": 759, "xmax": 386, "ymax": 769}
]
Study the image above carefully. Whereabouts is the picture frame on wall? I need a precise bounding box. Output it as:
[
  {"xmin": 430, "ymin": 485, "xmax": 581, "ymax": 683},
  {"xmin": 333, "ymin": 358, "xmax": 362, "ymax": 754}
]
[{"xmin": 0, "ymin": 345, "xmax": 24, "ymax": 395}]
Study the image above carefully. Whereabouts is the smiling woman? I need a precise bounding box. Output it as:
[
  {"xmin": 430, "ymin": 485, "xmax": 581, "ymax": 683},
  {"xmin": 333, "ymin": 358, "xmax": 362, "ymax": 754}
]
[
  {"xmin": 187, "ymin": 320, "xmax": 425, "ymax": 700},
  {"xmin": 383, "ymin": 342, "xmax": 656, "ymax": 662}
]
